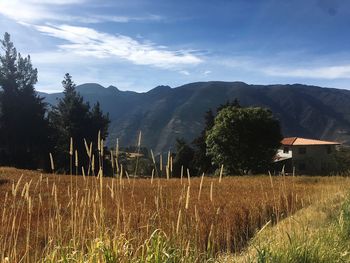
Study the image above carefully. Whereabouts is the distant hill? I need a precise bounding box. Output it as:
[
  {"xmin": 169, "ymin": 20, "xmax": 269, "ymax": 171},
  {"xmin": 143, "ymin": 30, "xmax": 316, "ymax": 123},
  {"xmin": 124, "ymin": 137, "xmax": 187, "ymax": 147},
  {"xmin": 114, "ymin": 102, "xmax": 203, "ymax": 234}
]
[{"xmin": 38, "ymin": 81, "xmax": 350, "ymax": 152}]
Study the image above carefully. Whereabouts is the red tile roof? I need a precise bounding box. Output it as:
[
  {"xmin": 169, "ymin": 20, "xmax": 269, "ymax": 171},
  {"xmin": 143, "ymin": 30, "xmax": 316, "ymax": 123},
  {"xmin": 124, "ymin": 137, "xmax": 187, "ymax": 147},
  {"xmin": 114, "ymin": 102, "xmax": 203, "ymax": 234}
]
[
  {"xmin": 281, "ymin": 137, "xmax": 297, "ymax": 145},
  {"xmin": 281, "ymin": 137, "xmax": 340, "ymax": 146}
]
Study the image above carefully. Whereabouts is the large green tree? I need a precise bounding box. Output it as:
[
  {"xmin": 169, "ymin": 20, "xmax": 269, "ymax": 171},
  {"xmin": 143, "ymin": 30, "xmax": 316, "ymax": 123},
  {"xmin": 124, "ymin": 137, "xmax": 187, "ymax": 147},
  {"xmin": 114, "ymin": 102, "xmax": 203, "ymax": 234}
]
[
  {"xmin": 206, "ymin": 106, "xmax": 282, "ymax": 174},
  {"xmin": 0, "ymin": 32, "xmax": 50, "ymax": 168},
  {"xmin": 49, "ymin": 73, "xmax": 110, "ymax": 173},
  {"xmin": 191, "ymin": 99, "xmax": 241, "ymax": 175}
]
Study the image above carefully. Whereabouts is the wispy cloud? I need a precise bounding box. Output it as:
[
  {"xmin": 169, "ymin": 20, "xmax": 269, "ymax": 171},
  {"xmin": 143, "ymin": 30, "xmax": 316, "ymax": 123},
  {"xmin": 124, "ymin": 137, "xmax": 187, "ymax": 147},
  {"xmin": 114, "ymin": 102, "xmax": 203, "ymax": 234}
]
[
  {"xmin": 83, "ymin": 14, "xmax": 164, "ymax": 24},
  {"xmin": 179, "ymin": 70, "xmax": 190, "ymax": 76},
  {"xmin": 32, "ymin": 24, "xmax": 202, "ymax": 69},
  {"xmin": 263, "ymin": 65, "xmax": 350, "ymax": 79},
  {"xmin": 30, "ymin": 0, "xmax": 85, "ymax": 4},
  {"xmin": 29, "ymin": 50, "xmax": 143, "ymax": 92},
  {"xmin": 0, "ymin": 0, "xmax": 83, "ymax": 22},
  {"xmin": 0, "ymin": 0, "xmax": 164, "ymax": 24},
  {"xmin": 203, "ymin": 70, "xmax": 211, "ymax": 75},
  {"xmin": 218, "ymin": 56, "xmax": 350, "ymax": 80}
]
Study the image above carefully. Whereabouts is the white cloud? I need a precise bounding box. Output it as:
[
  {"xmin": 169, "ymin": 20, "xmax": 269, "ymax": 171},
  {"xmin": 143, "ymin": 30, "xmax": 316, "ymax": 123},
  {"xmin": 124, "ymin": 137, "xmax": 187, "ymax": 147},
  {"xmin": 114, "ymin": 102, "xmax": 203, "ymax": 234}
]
[
  {"xmin": 204, "ymin": 70, "xmax": 211, "ymax": 75},
  {"xmin": 263, "ymin": 65, "xmax": 350, "ymax": 79},
  {"xmin": 86, "ymin": 14, "xmax": 164, "ymax": 24},
  {"xmin": 30, "ymin": 0, "xmax": 85, "ymax": 4},
  {"xmin": 0, "ymin": 0, "xmax": 164, "ymax": 24},
  {"xmin": 218, "ymin": 56, "xmax": 350, "ymax": 80},
  {"xmin": 29, "ymin": 51, "xmax": 140, "ymax": 93},
  {"xmin": 33, "ymin": 24, "xmax": 202, "ymax": 69},
  {"xmin": 179, "ymin": 70, "xmax": 190, "ymax": 76},
  {"xmin": 0, "ymin": 0, "xmax": 86, "ymax": 22}
]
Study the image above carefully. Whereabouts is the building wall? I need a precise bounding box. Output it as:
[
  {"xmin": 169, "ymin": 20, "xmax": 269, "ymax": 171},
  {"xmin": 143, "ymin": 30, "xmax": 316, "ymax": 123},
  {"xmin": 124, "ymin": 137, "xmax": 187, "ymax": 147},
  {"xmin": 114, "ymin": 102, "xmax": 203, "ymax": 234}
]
[{"xmin": 290, "ymin": 145, "xmax": 338, "ymax": 174}]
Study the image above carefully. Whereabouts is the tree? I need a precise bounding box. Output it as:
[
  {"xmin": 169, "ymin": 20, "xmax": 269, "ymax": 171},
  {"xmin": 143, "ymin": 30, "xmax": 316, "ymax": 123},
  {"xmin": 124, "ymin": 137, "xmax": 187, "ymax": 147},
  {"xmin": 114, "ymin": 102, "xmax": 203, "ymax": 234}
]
[
  {"xmin": 191, "ymin": 99, "xmax": 241, "ymax": 175},
  {"xmin": 49, "ymin": 73, "xmax": 110, "ymax": 173},
  {"xmin": 192, "ymin": 109, "xmax": 216, "ymax": 175},
  {"xmin": 206, "ymin": 106, "xmax": 282, "ymax": 174},
  {"xmin": 0, "ymin": 32, "xmax": 50, "ymax": 169},
  {"xmin": 216, "ymin": 98, "xmax": 241, "ymax": 112},
  {"xmin": 90, "ymin": 102, "xmax": 110, "ymax": 140},
  {"xmin": 173, "ymin": 138, "xmax": 195, "ymax": 176},
  {"xmin": 334, "ymin": 147, "xmax": 350, "ymax": 173}
]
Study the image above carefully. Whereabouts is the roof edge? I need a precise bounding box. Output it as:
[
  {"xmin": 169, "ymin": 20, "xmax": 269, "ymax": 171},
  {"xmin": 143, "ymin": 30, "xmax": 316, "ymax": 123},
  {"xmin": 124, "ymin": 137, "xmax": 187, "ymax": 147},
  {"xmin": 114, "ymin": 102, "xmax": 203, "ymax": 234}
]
[{"xmin": 281, "ymin": 137, "xmax": 340, "ymax": 146}]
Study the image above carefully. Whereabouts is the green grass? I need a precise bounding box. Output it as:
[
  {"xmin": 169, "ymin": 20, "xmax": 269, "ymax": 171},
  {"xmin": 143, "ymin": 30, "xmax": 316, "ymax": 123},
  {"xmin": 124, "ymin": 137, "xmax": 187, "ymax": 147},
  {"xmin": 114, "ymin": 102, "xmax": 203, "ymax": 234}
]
[
  {"xmin": 224, "ymin": 190, "xmax": 350, "ymax": 263},
  {"xmin": 43, "ymin": 229, "xmax": 211, "ymax": 263}
]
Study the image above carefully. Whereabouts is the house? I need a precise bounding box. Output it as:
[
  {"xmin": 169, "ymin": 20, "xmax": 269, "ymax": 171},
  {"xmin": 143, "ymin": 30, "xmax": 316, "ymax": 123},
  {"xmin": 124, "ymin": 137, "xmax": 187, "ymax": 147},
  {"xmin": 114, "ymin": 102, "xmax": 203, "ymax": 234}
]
[{"xmin": 274, "ymin": 137, "xmax": 340, "ymax": 174}]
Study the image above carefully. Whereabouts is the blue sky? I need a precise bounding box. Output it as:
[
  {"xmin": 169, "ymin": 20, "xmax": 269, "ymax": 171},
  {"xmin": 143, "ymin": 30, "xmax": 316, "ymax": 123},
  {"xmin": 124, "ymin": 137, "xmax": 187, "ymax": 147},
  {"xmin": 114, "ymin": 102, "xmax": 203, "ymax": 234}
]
[{"xmin": 1, "ymin": 0, "xmax": 350, "ymax": 93}]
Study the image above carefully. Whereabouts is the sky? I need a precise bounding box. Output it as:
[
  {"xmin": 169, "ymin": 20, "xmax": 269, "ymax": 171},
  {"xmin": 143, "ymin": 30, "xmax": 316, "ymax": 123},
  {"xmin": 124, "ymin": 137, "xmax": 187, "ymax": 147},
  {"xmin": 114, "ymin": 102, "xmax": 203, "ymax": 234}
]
[{"xmin": 1, "ymin": 0, "xmax": 350, "ymax": 93}]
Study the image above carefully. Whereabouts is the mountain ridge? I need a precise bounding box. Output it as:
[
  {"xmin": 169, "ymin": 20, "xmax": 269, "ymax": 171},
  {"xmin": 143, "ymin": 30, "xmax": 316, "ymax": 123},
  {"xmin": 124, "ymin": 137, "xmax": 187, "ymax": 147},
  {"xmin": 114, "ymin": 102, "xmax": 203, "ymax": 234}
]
[{"xmin": 38, "ymin": 81, "xmax": 350, "ymax": 152}]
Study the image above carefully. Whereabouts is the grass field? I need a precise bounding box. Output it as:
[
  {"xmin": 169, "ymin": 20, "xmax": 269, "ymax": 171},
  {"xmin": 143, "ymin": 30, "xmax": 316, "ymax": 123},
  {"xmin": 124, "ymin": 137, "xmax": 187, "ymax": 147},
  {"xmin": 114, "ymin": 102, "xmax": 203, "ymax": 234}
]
[
  {"xmin": 0, "ymin": 167, "xmax": 349, "ymax": 262},
  {"xmin": 224, "ymin": 183, "xmax": 350, "ymax": 263}
]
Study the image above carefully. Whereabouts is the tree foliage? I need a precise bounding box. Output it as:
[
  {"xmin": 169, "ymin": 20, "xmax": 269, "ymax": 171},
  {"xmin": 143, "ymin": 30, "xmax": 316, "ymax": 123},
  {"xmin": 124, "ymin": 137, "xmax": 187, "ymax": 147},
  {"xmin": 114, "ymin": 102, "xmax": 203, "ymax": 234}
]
[
  {"xmin": 334, "ymin": 147, "xmax": 350, "ymax": 173},
  {"xmin": 191, "ymin": 109, "xmax": 215, "ymax": 175},
  {"xmin": 49, "ymin": 73, "xmax": 110, "ymax": 172},
  {"xmin": 0, "ymin": 32, "xmax": 50, "ymax": 168},
  {"xmin": 206, "ymin": 106, "xmax": 282, "ymax": 174},
  {"xmin": 173, "ymin": 138, "xmax": 195, "ymax": 176},
  {"xmin": 191, "ymin": 99, "xmax": 242, "ymax": 175}
]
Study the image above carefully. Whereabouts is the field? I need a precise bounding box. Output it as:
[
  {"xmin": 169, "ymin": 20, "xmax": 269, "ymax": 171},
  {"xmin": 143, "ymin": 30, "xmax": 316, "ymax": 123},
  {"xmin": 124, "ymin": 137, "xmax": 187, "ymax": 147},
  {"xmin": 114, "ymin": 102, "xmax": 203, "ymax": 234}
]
[{"xmin": 0, "ymin": 167, "xmax": 349, "ymax": 262}]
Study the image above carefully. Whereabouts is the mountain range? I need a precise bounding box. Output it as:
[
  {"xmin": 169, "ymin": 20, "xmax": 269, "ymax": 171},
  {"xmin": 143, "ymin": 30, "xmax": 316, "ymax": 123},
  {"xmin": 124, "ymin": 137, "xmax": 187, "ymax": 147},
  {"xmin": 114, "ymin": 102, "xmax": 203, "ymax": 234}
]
[{"xmin": 38, "ymin": 81, "xmax": 350, "ymax": 153}]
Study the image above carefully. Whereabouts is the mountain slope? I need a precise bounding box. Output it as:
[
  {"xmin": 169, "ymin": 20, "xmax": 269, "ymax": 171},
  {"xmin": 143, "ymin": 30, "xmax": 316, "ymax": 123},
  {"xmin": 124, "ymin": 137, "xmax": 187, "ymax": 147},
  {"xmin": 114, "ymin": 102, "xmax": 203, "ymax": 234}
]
[{"xmin": 39, "ymin": 82, "xmax": 350, "ymax": 152}]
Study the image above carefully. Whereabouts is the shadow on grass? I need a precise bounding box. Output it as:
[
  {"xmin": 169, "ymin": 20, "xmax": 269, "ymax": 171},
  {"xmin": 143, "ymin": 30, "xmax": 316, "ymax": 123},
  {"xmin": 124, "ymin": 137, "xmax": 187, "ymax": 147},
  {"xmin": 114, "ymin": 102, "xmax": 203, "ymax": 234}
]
[{"xmin": 0, "ymin": 179, "xmax": 9, "ymax": 185}]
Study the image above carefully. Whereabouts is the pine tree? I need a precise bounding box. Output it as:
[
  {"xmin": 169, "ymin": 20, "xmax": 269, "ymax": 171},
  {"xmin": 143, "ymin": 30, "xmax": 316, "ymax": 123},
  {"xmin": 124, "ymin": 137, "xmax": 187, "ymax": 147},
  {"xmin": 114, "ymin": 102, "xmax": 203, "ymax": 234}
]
[
  {"xmin": 90, "ymin": 101, "xmax": 110, "ymax": 140},
  {"xmin": 49, "ymin": 73, "xmax": 110, "ymax": 173},
  {"xmin": 0, "ymin": 32, "xmax": 50, "ymax": 168}
]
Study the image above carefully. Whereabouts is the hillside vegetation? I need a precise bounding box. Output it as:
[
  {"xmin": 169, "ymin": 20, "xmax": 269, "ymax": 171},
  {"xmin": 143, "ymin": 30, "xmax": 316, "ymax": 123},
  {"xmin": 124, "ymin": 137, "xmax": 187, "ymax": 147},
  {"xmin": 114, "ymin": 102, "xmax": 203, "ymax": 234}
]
[
  {"xmin": 0, "ymin": 167, "xmax": 349, "ymax": 262},
  {"xmin": 41, "ymin": 82, "xmax": 350, "ymax": 151}
]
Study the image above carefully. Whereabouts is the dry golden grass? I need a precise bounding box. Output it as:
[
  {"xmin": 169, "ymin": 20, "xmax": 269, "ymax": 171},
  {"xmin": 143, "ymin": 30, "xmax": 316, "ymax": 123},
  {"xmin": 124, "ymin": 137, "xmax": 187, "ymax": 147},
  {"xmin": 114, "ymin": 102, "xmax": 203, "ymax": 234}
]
[
  {"xmin": 222, "ymin": 182, "xmax": 350, "ymax": 263},
  {"xmin": 0, "ymin": 167, "xmax": 349, "ymax": 262}
]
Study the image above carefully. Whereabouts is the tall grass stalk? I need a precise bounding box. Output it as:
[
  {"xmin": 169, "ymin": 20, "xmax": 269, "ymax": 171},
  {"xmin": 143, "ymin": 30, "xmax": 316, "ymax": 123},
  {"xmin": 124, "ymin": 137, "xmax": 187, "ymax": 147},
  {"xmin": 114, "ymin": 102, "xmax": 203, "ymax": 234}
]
[
  {"xmin": 219, "ymin": 164, "xmax": 224, "ymax": 183},
  {"xmin": 69, "ymin": 137, "xmax": 73, "ymax": 176},
  {"xmin": 134, "ymin": 131, "xmax": 142, "ymax": 176},
  {"xmin": 198, "ymin": 173, "xmax": 204, "ymax": 200},
  {"xmin": 49, "ymin": 153, "xmax": 55, "ymax": 174}
]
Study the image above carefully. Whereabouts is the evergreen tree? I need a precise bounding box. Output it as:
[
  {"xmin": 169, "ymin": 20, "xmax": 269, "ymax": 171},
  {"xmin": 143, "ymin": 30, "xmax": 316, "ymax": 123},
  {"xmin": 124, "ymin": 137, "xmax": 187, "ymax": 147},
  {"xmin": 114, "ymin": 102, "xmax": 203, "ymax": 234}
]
[
  {"xmin": 49, "ymin": 73, "xmax": 89, "ymax": 171},
  {"xmin": 49, "ymin": 73, "xmax": 110, "ymax": 173},
  {"xmin": 90, "ymin": 101, "xmax": 110, "ymax": 140},
  {"xmin": 0, "ymin": 32, "xmax": 50, "ymax": 168}
]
